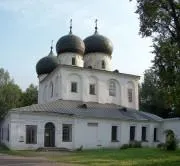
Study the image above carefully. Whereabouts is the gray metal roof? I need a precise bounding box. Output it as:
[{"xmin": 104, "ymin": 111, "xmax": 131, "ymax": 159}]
[{"xmin": 11, "ymin": 100, "xmax": 162, "ymax": 122}]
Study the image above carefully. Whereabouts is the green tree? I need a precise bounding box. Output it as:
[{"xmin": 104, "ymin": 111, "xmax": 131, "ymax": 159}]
[
  {"xmin": 140, "ymin": 69, "xmax": 171, "ymax": 118},
  {"xmin": 132, "ymin": 0, "xmax": 180, "ymax": 114},
  {"xmin": 0, "ymin": 68, "xmax": 22, "ymax": 118},
  {"xmin": 21, "ymin": 84, "xmax": 38, "ymax": 106}
]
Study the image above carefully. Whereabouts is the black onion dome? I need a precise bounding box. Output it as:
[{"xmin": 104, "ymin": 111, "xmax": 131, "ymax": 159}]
[
  {"xmin": 36, "ymin": 55, "xmax": 58, "ymax": 75},
  {"xmin": 84, "ymin": 34, "xmax": 113, "ymax": 55},
  {"xmin": 56, "ymin": 34, "xmax": 85, "ymax": 55}
]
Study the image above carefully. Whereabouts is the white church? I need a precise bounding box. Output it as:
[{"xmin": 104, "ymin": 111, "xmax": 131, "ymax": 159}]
[{"xmin": 0, "ymin": 21, "xmax": 180, "ymax": 150}]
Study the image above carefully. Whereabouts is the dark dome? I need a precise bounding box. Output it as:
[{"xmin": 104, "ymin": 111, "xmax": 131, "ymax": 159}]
[
  {"xmin": 36, "ymin": 56, "xmax": 58, "ymax": 75},
  {"xmin": 84, "ymin": 34, "xmax": 113, "ymax": 55},
  {"xmin": 56, "ymin": 34, "xmax": 85, "ymax": 55}
]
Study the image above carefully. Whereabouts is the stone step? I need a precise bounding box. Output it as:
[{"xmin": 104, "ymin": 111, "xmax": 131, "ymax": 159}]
[{"xmin": 36, "ymin": 147, "xmax": 72, "ymax": 152}]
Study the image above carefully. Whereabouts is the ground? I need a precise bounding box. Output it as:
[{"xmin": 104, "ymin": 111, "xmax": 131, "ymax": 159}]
[{"xmin": 0, "ymin": 147, "xmax": 180, "ymax": 166}]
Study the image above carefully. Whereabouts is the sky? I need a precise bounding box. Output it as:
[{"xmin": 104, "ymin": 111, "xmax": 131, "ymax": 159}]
[{"xmin": 0, "ymin": 0, "xmax": 154, "ymax": 90}]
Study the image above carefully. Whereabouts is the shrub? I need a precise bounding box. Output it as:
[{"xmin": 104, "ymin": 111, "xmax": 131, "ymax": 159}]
[
  {"xmin": 157, "ymin": 143, "xmax": 166, "ymax": 150},
  {"xmin": 120, "ymin": 144, "xmax": 129, "ymax": 149},
  {"xmin": 129, "ymin": 141, "xmax": 142, "ymax": 148},
  {"xmin": 165, "ymin": 130, "xmax": 178, "ymax": 151}
]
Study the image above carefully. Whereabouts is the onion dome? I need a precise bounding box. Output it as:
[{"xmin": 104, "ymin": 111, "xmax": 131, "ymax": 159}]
[
  {"xmin": 36, "ymin": 44, "xmax": 58, "ymax": 75},
  {"xmin": 84, "ymin": 19, "xmax": 113, "ymax": 55},
  {"xmin": 56, "ymin": 19, "xmax": 85, "ymax": 55}
]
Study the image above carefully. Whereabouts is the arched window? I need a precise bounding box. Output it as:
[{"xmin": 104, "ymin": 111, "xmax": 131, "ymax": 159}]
[
  {"xmin": 102, "ymin": 60, "xmax": 105, "ymax": 69},
  {"xmin": 109, "ymin": 80, "xmax": 116, "ymax": 96}
]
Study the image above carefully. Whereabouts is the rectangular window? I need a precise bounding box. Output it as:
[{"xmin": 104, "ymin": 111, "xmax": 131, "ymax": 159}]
[
  {"xmin": 72, "ymin": 57, "xmax": 76, "ymax": 65},
  {"xmin": 26, "ymin": 125, "xmax": 37, "ymax": 144},
  {"xmin": 89, "ymin": 84, "xmax": 96, "ymax": 95},
  {"xmin": 71, "ymin": 82, "xmax": 77, "ymax": 93},
  {"xmin": 109, "ymin": 81, "xmax": 116, "ymax": 97},
  {"xmin": 7, "ymin": 124, "xmax": 9, "ymax": 142},
  {"xmin": 87, "ymin": 123, "xmax": 98, "ymax": 127},
  {"xmin": 128, "ymin": 89, "xmax": 133, "ymax": 102},
  {"xmin": 154, "ymin": 128, "xmax": 158, "ymax": 142},
  {"xmin": 141, "ymin": 126, "xmax": 147, "ymax": 141},
  {"xmin": 111, "ymin": 126, "xmax": 118, "ymax": 141},
  {"xmin": 62, "ymin": 124, "xmax": 72, "ymax": 142},
  {"xmin": 130, "ymin": 126, "xmax": 135, "ymax": 141}
]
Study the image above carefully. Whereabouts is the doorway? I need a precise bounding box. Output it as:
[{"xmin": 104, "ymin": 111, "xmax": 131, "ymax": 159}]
[{"xmin": 44, "ymin": 122, "xmax": 55, "ymax": 147}]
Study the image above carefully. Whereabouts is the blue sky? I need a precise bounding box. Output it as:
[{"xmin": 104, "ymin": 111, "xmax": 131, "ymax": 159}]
[{"xmin": 0, "ymin": 0, "xmax": 153, "ymax": 90}]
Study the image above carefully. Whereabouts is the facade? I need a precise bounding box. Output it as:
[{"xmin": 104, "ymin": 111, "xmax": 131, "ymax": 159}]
[{"xmin": 0, "ymin": 22, "xmax": 180, "ymax": 150}]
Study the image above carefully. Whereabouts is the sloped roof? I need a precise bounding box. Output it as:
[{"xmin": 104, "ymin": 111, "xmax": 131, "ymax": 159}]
[{"xmin": 11, "ymin": 100, "xmax": 162, "ymax": 122}]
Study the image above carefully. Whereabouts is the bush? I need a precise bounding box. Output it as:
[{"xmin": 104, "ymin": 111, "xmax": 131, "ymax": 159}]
[
  {"xmin": 129, "ymin": 141, "xmax": 142, "ymax": 148},
  {"xmin": 165, "ymin": 130, "xmax": 178, "ymax": 151},
  {"xmin": 157, "ymin": 143, "xmax": 166, "ymax": 150},
  {"xmin": 120, "ymin": 144, "xmax": 129, "ymax": 149}
]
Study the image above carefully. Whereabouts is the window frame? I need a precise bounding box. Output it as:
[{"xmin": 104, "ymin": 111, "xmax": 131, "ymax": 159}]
[
  {"xmin": 26, "ymin": 125, "xmax": 37, "ymax": 144},
  {"xmin": 128, "ymin": 88, "xmax": 133, "ymax": 102},
  {"xmin": 130, "ymin": 126, "xmax": 136, "ymax": 141},
  {"xmin": 71, "ymin": 82, "xmax": 77, "ymax": 93},
  {"xmin": 153, "ymin": 128, "xmax": 158, "ymax": 142},
  {"xmin": 141, "ymin": 126, "xmax": 147, "ymax": 142},
  {"xmin": 109, "ymin": 81, "xmax": 116, "ymax": 97},
  {"xmin": 62, "ymin": 124, "xmax": 72, "ymax": 142},
  {"xmin": 72, "ymin": 57, "xmax": 76, "ymax": 65},
  {"xmin": 111, "ymin": 126, "xmax": 118, "ymax": 142},
  {"xmin": 89, "ymin": 84, "xmax": 96, "ymax": 95}
]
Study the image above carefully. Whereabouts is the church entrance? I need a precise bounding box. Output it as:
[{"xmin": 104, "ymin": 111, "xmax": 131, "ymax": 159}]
[{"xmin": 44, "ymin": 122, "xmax": 55, "ymax": 147}]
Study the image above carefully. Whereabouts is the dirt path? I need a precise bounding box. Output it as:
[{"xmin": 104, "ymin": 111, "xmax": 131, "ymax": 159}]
[{"xmin": 0, "ymin": 153, "xmax": 80, "ymax": 166}]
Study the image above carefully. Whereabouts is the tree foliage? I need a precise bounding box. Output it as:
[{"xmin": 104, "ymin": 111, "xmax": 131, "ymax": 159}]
[
  {"xmin": 132, "ymin": 0, "xmax": 180, "ymax": 114},
  {"xmin": 21, "ymin": 84, "xmax": 38, "ymax": 106},
  {"xmin": 0, "ymin": 68, "xmax": 38, "ymax": 119}
]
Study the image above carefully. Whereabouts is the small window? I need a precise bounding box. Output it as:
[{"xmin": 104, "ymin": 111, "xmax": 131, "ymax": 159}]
[
  {"xmin": 26, "ymin": 125, "xmax": 37, "ymax": 144},
  {"xmin": 71, "ymin": 82, "xmax": 77, "ymax": 93},
  {"xmin": 102, "ymin": 60, "xmax": 105, "ymax": 69},
  {"xmin": 141, "ymin": 126, "xmax": 147, "ymax": 141},
  {"xmin": 62, "ymin": 124, "xmax": 72, "ymax": 142},
  {"xmin": 130, "ymin": 126, "xmax": 135, "ymax": 141},
  {"xmin": 89, "ymin": 84, "xmax": 96, "ymax": 95},
  {"xmin": 109, "ymin": 81, "xmax": 116, "ymax": 96},
  {"xmin": 72, "ymin": 57, "xmax": 76, "ymax": 65},
  {"xmin": 111, "ymin": 126, "xmax": 118, "ymax": 141},
  {"xmin": 128, "ymin": 89, "xmax": 133, "ymax": 102},
  {"xmin": 7, "ymin": 124, "xmax": 9, "ymax": 142},
  {"xmin": 50, "ymin": 83, "xmax": 53, "ymax": 98},
  {"xmin": 88, "ymin": 123, "xmax": 98, "ymax": 127},
  {"xmin": 154, "ymin": 128, "xmax": 158, "ymax": 142}
]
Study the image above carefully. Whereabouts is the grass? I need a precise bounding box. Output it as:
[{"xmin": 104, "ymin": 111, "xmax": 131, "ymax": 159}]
[
  {"xmin": 0, "ymin": 145, "xmax": 180, "ymax": 166},
  {"xmin": 48, "ymin": 148, "xmax": 180, "ymax": 166}
]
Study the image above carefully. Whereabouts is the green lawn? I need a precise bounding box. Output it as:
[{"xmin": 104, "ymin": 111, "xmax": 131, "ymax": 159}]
[{"xmin": 0, "ymin": 146, "xmax": 180, "ymax": 166}]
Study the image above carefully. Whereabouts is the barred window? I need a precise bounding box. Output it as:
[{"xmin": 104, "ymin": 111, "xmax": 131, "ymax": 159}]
[
  {"xmin": 26, "ymin": 125, "xmax": 37, "ymax": 144},
  {"xmin": 109, "ymin": 81, "xmax": 116, "ymax": 96},
  {"xmin": 141, "ymin": 126, "xmax": 147, "ymax": 141}
]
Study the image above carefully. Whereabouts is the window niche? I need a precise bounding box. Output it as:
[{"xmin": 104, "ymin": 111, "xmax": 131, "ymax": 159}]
[
  {"xmin": 102, "ymin": 60, "xmax": 105, "ymax": 69},
  {"xmin": 62, "ymin": 124, "xmax": 72, "ymax": 142},
  {"xmin": 26, "ymin": 125, "xmax": 37, "ymax": 144}
]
